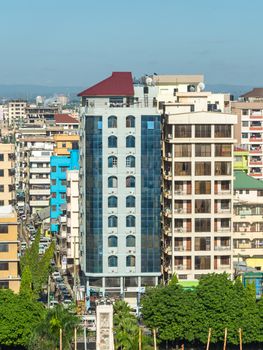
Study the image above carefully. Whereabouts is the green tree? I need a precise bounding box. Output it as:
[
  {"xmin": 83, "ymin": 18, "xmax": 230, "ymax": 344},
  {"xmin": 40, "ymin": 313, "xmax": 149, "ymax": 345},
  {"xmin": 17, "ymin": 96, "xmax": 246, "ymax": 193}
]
[
  {"xmin": 29, "ymin": 304, "xmax": 80, "ymax": 350},
  {"xmin": 114, "ymin": 300, "xmax": 141, "ymax": 350},
  {"xmin": 0, "ymin": 289, "xmax": 45, "ymax": 348},
  {"xmin": 20, "ymin": 229, "xmax": 55, "ymax": 298},
  {"xmin": 19, "ymin": 265, "xmax": 33, "ymax": 299}
]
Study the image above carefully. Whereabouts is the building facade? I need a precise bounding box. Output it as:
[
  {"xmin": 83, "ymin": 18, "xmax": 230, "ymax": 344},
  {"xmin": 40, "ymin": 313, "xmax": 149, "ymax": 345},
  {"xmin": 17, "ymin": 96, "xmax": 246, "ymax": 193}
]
[
  {"xmin": 162, "ymin": 100, "xmax": 237, "ymax": 281},
  {"xmin": 233, "ymin": 171, "xmax": 263, "ymax": 271},
  {"xmin": 0, "ymin": 206, "xmax": 20, "ymax": 292},
  {"xmin": 0, "ymin": 144, "xmax": 15, "ymax": 206},
  {"xmin": 78, "ymin": 72, "xmax": 161, "ymax": 303}
]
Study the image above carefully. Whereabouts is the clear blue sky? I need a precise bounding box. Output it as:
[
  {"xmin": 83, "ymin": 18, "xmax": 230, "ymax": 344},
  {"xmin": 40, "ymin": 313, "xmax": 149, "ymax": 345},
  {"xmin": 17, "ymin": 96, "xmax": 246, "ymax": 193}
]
[{"xmin": 1, "ymin": 0, "xmax": 263, "ymax": 87}]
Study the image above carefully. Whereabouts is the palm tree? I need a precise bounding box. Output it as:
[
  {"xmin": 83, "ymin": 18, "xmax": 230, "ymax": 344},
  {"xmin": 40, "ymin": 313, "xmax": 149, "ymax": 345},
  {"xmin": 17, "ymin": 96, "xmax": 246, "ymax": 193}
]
[{"xmin": 29, "ymin": 304, "xmax": 80, "ymax": 350}]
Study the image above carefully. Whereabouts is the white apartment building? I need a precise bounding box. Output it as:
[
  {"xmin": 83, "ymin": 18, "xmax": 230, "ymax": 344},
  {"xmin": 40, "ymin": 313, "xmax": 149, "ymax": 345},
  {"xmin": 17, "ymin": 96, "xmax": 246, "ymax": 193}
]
[
  {"xmin": 233, "ymin": 170, "xmax": 263, "ymax": 271},
  {"xmin": 162, "ymin": 82, "xmax": 237, "ymax": 281},
  {"xmin": 29, "ymin": 147, "xmax": 53, "ymax": 214},
  {"xmin": 66, "ymin": 170, "xmax": 79, "ymax": 267}
]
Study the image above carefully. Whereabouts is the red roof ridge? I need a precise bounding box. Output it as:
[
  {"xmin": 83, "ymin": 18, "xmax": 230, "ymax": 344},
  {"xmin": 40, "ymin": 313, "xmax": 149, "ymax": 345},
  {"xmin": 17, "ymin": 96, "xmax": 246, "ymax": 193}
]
[
  {"xmin": 55, "ymin": 114, "xmax": 79, "ymax": 124},
  {"xmin": 78, "ymin": 72, "xmax": 134, "ymax": 97}
]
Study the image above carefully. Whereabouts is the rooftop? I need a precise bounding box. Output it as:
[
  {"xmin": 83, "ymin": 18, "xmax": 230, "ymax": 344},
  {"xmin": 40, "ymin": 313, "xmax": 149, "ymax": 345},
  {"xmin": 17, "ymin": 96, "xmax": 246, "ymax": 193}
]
[
  {"xmin": 241, "ymin": 88, "xmax": 263, "ymax": 99},
  {"xmin": 153, "ymin": 74, "xmax": 204, "ymax": 85},
  {"xmin": 54, "ymin": 114, "xmax": 79, "ymax": 124},
  {"xmin": 78, "ymin": 72, "xmax": 134, "ymax": 97},
  {"xmin": 234, "ymin": 171, "xmax": 263, "ymax": 190}
]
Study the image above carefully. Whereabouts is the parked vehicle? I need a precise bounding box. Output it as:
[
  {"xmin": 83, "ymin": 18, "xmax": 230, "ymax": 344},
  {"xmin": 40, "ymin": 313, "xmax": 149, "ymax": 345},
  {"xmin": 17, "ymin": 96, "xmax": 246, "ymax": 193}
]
[{"xmin": 49, "ymin": 300, "xmax": 59, "ymax": 309}]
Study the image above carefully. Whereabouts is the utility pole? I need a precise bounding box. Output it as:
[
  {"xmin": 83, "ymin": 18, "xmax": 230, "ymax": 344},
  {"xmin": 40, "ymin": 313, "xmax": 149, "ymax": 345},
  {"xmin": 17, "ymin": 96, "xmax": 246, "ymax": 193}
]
[
  {"xmin": 223, "ymin": 328, "xmax": 227, "ymax": 350},
  {"xmin": 84, "ymin": 320, "xmax": 87, "ymax": 350},
  {"xmin": 139, "ymin": 327, "xmax": 142, "ymax": 350},
  {"xmin": 74, "ymin": 327, "xmax": 77, "ymax": 350},
  {"xmin": 60, "ymin": 328, "xmax": 62, "ymax": 350},
  {"xmin": 153, "ymin": 328, "xmax": 157, "ymax": 350}
]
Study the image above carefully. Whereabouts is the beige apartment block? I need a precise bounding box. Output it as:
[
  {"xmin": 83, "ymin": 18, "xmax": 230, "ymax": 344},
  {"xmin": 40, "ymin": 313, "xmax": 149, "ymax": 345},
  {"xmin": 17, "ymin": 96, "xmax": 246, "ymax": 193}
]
[
  {"xmin": 0, "ymin": 206, "xmax": 20, "ymax": 292},
  {"xmin": 162, "ymin": 102, "xmax": 237, "ymax": 281},
  {"xmin": 0, "ymin": 144, "xmax": 15, "ymax": 206}
]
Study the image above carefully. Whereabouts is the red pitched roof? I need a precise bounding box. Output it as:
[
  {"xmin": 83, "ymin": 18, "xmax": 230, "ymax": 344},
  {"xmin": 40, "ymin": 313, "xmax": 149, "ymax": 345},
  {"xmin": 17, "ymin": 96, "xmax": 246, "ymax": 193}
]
[
  {"xmin": 78, "ymin": 72, "xmax": 134, "ymax": 97},
  {"xmin": 54, "ymin": 114, "xmax": 79, "ymax": 124}
]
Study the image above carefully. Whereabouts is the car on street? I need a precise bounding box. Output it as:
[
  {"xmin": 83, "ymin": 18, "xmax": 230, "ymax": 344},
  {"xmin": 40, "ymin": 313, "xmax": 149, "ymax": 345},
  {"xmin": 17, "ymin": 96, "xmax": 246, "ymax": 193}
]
[{"xmin": 49, "ymin": 300, "xmax": 59, "ymax": 309}]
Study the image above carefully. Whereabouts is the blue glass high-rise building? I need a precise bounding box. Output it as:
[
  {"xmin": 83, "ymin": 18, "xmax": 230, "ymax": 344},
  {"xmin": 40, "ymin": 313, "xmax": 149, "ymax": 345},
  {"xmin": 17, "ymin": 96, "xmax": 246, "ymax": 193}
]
[{"xmin": 78, "ymin": 72, "xmax": 161, "ymax": 304}]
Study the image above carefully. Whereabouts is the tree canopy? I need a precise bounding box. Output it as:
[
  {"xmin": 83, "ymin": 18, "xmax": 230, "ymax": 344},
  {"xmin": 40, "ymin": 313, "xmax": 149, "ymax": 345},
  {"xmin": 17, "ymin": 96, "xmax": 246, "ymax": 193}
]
[{"xmin": 141, "ymin": 273, "xmax": 263, "ymax": 347}]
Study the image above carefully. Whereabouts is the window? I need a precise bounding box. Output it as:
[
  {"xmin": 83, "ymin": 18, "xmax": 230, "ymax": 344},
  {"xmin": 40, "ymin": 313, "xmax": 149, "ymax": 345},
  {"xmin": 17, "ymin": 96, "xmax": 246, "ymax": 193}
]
[
  {"xmin": 126, "ymin": 235, "xmax": 135, "ymax": 247},
  {"xmin": 215, "ymin": 125, "xmax": 231, "ymax": 138},
  {"xmin": 126, "ymin": 176, "xmax": 135, "ymax": 188},
  {"xmin": 0, "ymin": 281, "xmax": 8, "ymax": 289},
  {"xmin": 126, "ymin": 255, "xmax": 136, "ymax": 267},
  {"xmin": 258, "ymin": 190, "xmax": 263, "ymax": 197},
  {"xmin": 174, "ymin": 125, "xmax": 191, "ymax": 138},
  {"xmin": 221, "ymin": 218, "xmax": 230, "ymax": 228},
  {"xmin": 108, "ymin": 196, "xmax": 117, "ymax": 208},
  {"xmin": 195, "ymin": 219, "xmax": 211, "ymax": 232},
  {"xmin": 126, "ymin": 196, "xmax": 135, "ymax": 208},
  {"xmin": 174, "ymin": 144, "xmax": 191, "ymax": 157},
  {"xmin": 0, "ymin": 244, "xmax": 8, "ymax": 252},
  {"xmin": 215, "ymin": 162, "xmax": 231, "ymax": 175},
  {"xmin": 195, "ymin": 237, "xmax": 211, "ymax": 251},
  {"xmin": 221, "ymin": 200, "xmax": 230, "ymax": 209},
  {"xmin": 60, "ymin": 167, "xmax": 67, "ymax": 172},
  {"xmin": 126, "ymin": 156, "xmax": 135, "ymax": 168},
  {"xmin": 108, "ymin": 176, "xmax": 117, "ymax": 188},
  {"xmin": 215, "ymin": 144, "xmax": 232, "ymax": 157},
  {"xmin": 108, "ymin": 156, "xmax": 117, "ymax": 168},
  {"xmin": 174, "ymin": 162, "xmax": 191, "ymax": 176},
  {"xmin": 242, "ymin": 121, "xmax": 249, "ymax": 127},
  {"xmin": 126, "ymin": 215, "xmax": 135, "ymax": 227},
  {"xmin": 61, "ymin": 193, "xmax": 66, "ymax": 199},
  {"xmin": 108, "ymin": 116, "xmax": 117, "ymax": 128},
  {"xmin": 98, "ymin": 121, "xmax": 102, "ymax": 129},
  {"xmin": 0, "ymin": 262, "xmax": 8, "ymax": 270},
  {"xmin": 51, "ymin": 179, "xmax": 56, "ymax": 185},
  {"xmin": 242, "ymin": 133, "xmax": 248, "ymax": 139},
  {"xmin": 195, "ymin": 181, "xmax": 211, "ymax": 194},
  {"xmin": 51, "ymin": 205, "xmax": 56, "ymax": 212},
  {"xmin": 61, "ymin": 180, "xmax": 67, "ymax": 186},
  {"xmin": 126, "ymin": 115, "xmax": 135, "ymax": 128},
  {"xmin": 0, "ymin": 154, "xmax": 3, "ymax": 161},
  {"xmin": 195, "ymin": 125, "xmax": 211, "ymax": 138},
  {"xmin": 221, "ymin": 256, "xmax": 230, "ymax": 265},
  {"xmin": 221, "ymin": 181, "xmax": 230, "ymax": 191},
  {"xmin": 108, "ymin": 215, "xmax": 117, "ymax": 228},
  {"xmin": 0, "ymin": 185, "xmax": 4, "ymax": 192},
  {"xmin": 108, "ymin": 136, "xmax": 117, "ymax": 148},
  {"xmin": 195, "ymin": 200, "xmax": 211, "ymax": 213},
  {"xmin": 51, "ymin": 166, "xmax": 56, "ymax": 172},
  {"xmin": 62, "ymin": 143, "xmax": 66, "ymax": 148},
  {"xmin": 0, "ymin": 225, "xmax": 8, "ymax": 234},
  {"xmin": 108, "ymin": 236, "xmax": 118, "ymax": 247},
  {"xmin": 126, "ymin": 136, "xmax": 135, "ymax": 148},
  {"xmin": 51, "ymin": 193, "xmax": 56, "ymax": 199},
  {"xmin": 0, "ymin": 170, "xmax": 4, "ymax": 177},
  {"xmin": 195, "ymin": 256, "xmax": 211, "ymax": 270},
  {"xmin": 108, "ymin": 256, "xmax": 118, "ymax": 267},
  {"xmin": 0, "ymin": 201, "xmax": 4, "ymax": 206},
  {"xmin": 195, "ymin": 162, "xmax": 211, "ymax": 176},
  {"xmin": 195, "ymin": 144, "xmax": 211, "ymax": 157},
  {"xmin": 147, "ymin": 121, "xmax": 154, "ymax": 129}
]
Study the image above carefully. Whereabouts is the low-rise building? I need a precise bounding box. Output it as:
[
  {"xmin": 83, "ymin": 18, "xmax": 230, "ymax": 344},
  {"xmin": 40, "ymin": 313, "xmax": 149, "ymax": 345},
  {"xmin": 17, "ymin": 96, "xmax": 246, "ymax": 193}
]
[
  {"xmin": 0, "ymin": 205, "xmax": 20, "ymax": 292},
  {"xmin": 233, "ymin": 171, "xmax": 263, "ymax": 271}
]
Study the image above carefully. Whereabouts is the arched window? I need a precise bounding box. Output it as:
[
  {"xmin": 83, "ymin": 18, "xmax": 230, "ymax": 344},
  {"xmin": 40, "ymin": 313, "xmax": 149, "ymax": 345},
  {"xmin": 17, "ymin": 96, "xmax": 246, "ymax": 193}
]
[
  {"xmin": 108, "ymin": 255, "xmax": 118, "ymax": 267},
  {"xmin": 126, "ymin": 255, "xmax": 136, "ymax": 267},
  {"xmin": 108, "ymin": 196, "xmax": 117, "ymax": 208},
  {"xmin": 108, "ymin": 236, "xmax": 118, "ymax": 247},
  {"xmin": 108, "ymin": 156, "xmax": 117, "ymax": 168},
  {"xmin": 108, "ymin": 215, "xmax": 117, "ymax": 228},
  {"xmin": 108, "ymin": 135, "xmax": 117, "ymax": 148},
  {"xmin": 126, "ymin": 155, "xmax": 135, "ymax": 168},
  {"xmin": 126, "ymin": 115, "xmax": 135, "ymax": 128},
  {"xmin": 126, "ymin": 196, "xmax": 135, "ymax": 208},
  {"xmin": 108, "ymin": 176, "xmax": 117, "ymax": 188},
  {"xmin": 126, "ymin": 215, "xmax": 135, "ymax": 227},
  {"xmin": 126, "ymin": 235, "xmax": 135, "ymax": 247},
  {"xmin": 126, "ymin": 135, "xmax": 135, "ymax": 148},
  {"xmin": 108, "ymin": 116, "xmax": 117, "ymax": 128},
  {"xmin": 126, "ymin": 176, "xmax": 135, "ymax": 188}
]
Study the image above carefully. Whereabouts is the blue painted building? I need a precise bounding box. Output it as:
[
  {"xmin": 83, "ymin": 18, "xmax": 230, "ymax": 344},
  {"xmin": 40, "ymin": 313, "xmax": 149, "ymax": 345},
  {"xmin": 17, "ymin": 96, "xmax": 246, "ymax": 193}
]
[{"xmin": 50, "ymin": 149, "xmax": 79, "ymax": 233}]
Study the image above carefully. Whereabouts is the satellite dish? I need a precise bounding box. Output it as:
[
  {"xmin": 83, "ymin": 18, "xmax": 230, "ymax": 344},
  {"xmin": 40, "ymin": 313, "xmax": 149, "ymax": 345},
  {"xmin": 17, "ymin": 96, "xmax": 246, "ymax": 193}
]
[
  {"xmin": 145, "ymin": 76, "xmax": 153, "ymax": 86},
  {"xmin": 198, "ymin": 82, "xmax": 205, "ymax": 91}
]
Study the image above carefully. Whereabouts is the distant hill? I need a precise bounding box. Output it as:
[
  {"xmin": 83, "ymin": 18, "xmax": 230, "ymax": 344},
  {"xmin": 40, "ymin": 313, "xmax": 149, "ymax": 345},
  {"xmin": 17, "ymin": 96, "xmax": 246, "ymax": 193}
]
[
  {"xmin": 0, "ymin": 85, "xmax": 85, "ymax": 102},
  {"xmin": 0, "ymin": 83, "xmax": 254, "ymax": 102}
]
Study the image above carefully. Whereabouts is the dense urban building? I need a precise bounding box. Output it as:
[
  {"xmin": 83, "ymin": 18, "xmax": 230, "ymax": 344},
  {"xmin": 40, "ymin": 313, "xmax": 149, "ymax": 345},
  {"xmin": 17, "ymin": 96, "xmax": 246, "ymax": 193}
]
[
  {"xmin": 78, "ymin": 72, "xmax": 161, "ymax": 306},
  {"xmin": 0, "ymin": 144, "xmax": 15, "ymax": 206},
  {"xmin": 161, "ymin": 79, "xmax": 237, "ymax": 281},
  {"xmin": 233, "ymin": 170, "xmax": 263, "ymax": 271},
  {"xmin": 0, "ymin": 206, "xmax": 20, "ymax": 292}
]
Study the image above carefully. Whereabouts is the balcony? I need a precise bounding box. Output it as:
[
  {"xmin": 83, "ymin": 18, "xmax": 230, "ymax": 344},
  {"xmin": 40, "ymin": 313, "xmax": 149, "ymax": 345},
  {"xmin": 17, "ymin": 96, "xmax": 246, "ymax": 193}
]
[
  {"xmin": 215, "ymin": 227, "xmax": 231, "ymax": 233},
  {"xmin": 164, "ymin": 246, "xmax": 172, "ymax": 255},
  {"xmin": 163, "ymin": 171, "xmax": 172, "ymax": 180},
  {"xmin": 250, "ymin": 114, "xmax": 263, "ymax": 119},
  {"xmin": 29, "ymin": 178, "xmax": 50, "ymax": 184},
  {"xmin": 29, "ymin": 200, "xmax": 49, "ymax": 206},
  {"xmin": 214, "ymin": 245, "xmax": 231, "ymax": 251},
  {"xmin": 249, "ymin": 137, "xmax": 262, "ymax": 142},
  {"xmin": 163, "ymin": 226, "xmax": 172, "ymax": 236},
  {"xmin": 163, "ymin": 189, "xmax": 172, "ymax": 199},
  {"xmin": 29, "ymin": 189, "xmax": 50, "ymax": 195},
  {"xmin": 30, "ymin": 167, "xmax": 50, "ymax": 174}
]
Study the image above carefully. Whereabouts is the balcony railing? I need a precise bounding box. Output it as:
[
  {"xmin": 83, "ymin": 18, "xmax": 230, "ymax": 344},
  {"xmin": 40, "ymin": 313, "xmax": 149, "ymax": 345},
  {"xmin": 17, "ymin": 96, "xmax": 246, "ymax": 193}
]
[{"xmin": 214, "ymin": 246, "xmax": 231, "ymax": 251}]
